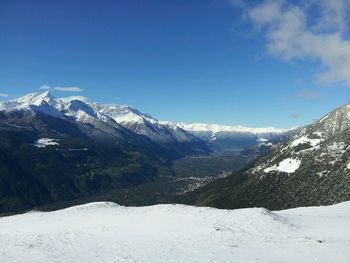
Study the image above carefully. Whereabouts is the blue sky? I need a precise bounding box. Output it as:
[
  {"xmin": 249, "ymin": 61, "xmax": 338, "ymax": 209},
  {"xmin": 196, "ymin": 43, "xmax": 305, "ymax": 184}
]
[{"xmin": 1, "ymin": 0, "xmax": 350, "ymax": 128}]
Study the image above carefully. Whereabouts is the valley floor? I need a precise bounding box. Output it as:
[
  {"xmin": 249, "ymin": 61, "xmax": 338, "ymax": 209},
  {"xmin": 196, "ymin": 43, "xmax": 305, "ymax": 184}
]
[{"xmin": 0, "ymin": 201, "xmax": 349, "ymax": 263}]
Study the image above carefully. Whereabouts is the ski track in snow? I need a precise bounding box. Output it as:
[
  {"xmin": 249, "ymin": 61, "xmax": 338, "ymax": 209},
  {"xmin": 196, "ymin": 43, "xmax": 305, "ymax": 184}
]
[{"xmin": 0, "ymin": 202, "xmax": 350, "ymax": 263}]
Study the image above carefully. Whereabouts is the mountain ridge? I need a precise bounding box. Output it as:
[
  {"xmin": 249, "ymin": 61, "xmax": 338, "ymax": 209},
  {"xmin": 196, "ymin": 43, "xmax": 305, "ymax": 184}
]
[
  {"xmin": 0, "ymin": 91, "xmax": 296, "ymax": 152},
  {"xmin": 178, "ymin": 102, "xmax": 350, "ymax": 210}
]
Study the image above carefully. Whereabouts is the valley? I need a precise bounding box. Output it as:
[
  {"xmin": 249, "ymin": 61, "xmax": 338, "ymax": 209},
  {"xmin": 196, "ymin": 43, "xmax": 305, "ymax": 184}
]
[{"xmin": 0, "ymin": 92, "xmax": 295, "ymax": 214}]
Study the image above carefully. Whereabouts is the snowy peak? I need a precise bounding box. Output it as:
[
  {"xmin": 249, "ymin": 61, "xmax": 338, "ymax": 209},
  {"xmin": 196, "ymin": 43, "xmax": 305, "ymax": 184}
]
[
  {"xmin": 0, "ymin": 92, "xmax": 114, "ymax": 128},
  {"xmin": 0, "ymin": 91, "xmax": 63, "ymax": 117},
  {"xmin": 63, "ymin": 99, "xmax": 97, "ymax": 119},
  {"xmin": 248, "ymin": 103, "xmax": 350, "ymax": 187},
  {"xmin": 280, "ymin": 102, "xmax": 350, "ymax": 157},
  {"xmin": 0, "ymin": 92, "xmax": 203, "ymax": 145},
  {"xmin": 93, "ymin": 104, "xmax": 198, "ymax": 143},
  {"xmin": 0, "ymin": 92, "xmax": 294, "ymax": 149},
  {"xmin": 0, "ymin": 91, "xmax": 54, "ymax": 111},
  {"xmin": 311, "ymin": 103, "xmax": 350, "ymax": 136},
  {"xmin": 16, "ymin": 91, "xmax": 54, "ymax": 107},
  {"xmin": 94, "ymin": 104, "xmax": 156, "ymax": 125}
]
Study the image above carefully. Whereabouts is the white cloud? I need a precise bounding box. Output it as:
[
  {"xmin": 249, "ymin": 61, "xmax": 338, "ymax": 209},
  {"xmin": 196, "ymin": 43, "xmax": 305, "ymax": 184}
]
[
  {"xmin": 54, "ymin": 87, "xmax": 84, "ymax": 92},
  {"xmin": 231, "ymin": 0, "xmax": 350, "ymax": 86},
  {"xmin": 39, "ymin": 84, "xmax": 51, "ymax": 90},
  {"xmin": 313, "ymin": 0, "xmax": 348, "ymax": 33},
  {"xmin": 39, "ymin": 85, "xmax": 84, "ymax": 92},
  {"xmin": 0, "ymin": 93, "xmax": 8, "ymax": 98}
]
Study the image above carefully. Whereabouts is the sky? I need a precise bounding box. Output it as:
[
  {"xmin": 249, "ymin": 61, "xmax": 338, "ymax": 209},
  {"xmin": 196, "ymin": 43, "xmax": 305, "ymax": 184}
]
[{"xmin": 1, "ymin": 0, "xmax": 350, "ymax": 128}]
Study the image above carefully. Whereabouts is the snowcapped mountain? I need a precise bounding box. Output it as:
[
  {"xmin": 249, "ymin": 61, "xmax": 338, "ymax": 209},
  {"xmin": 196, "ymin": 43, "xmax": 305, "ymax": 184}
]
[
  {"xmin": 250, "ymin": 103, "xmax": 350, "ymax": 179},
  {"xmin": 178, "ymin": 122, "xmax": 290, "ymax": 134},
  {"xmin": 180, "ymin": 104, "xmax": 350, "ymax": 210},
  {"xmin": 0, "ymin": 92, "xmax": 144, "ymax": 146},
  {"xmin": 1, "ymin": 92, "xmax": 122, "ymax": 128},
  {"xmin": 0, "ymin": 107, "xmax": 177, "ymax": 213},
  {"xmin": 92, "ymin": 104, "xmax": 201, "ymax": 144},
  {"xmin": 178, "ymin": 122, "xmax": 298, "ymax": 151},
  {"xmin": 0, "ymin": 92, "xmax": 208, "ymax": 151},
  {"xmin": 0, "ymin": 92, "xmax": 211, "ymax": 213},
  {"xmin": 0, "ymin": 91, "xmax": 63, "ymax": 118},
  {"xmin": 0, "ymin": 92, "xmax": 297, "ymax": 153}
]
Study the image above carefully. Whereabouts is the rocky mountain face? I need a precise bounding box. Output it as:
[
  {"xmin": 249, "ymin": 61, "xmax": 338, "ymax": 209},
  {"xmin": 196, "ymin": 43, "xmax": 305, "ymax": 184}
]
[{"xmin": 179, "ymin": 104, "xmax": 350, "ymax": 210}]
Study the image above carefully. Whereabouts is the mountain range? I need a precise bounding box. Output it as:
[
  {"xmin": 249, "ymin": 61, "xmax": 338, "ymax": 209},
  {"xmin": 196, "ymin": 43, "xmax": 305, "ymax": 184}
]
[
  {"xmin": 1, "ymin": 91, "xmax": 350, "ymax": 213},
  {"xmin": 0, "ymin": 91, "xmax": 297, "ymax": 152},
  {"xmin": 0, "ymin": 91, "xmax": 297, "ymax": 213},
  {"xmin": 178, "ymin": 122, "xmax": 298, "ymax": 151}
]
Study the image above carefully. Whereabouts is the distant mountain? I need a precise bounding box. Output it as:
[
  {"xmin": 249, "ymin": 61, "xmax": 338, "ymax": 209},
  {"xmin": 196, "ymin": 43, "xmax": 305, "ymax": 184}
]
[
  {"xmin": 178, "ymin": 122, "xmax": 299, "ymax": 151},
  {"xmin": 179, "ymin": 104, "xmax": 350, "ymax": 210},
  {"xmin": 0, "ymin": 92, "xmax": 295, "ymax": 154},
  {"xmin": 91, "ymin": 104, "xmax": 210, "ymax": 155}
]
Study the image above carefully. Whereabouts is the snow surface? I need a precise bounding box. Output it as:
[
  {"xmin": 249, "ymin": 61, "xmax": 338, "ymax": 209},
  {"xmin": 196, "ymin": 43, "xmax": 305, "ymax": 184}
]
[
  {"xmin": 33, "ymin": 138, "xmax": 60, "ymax": 148},
  {"xmin": 264, "ymin": 158, "xmax": 301, "ymax": 173},
  {"xmin": 0, "ymin": 202, "xmax": 350, "ymax": 263}
]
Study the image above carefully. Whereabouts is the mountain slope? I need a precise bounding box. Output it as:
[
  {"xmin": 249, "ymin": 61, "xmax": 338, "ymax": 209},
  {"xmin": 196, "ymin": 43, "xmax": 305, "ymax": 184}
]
[
  {"xmin": 1, "ymin": 201, "xmax": 349, "ymax": 262},
  {"xmin": 179, "ymin": 104, "xmax": 350, "ymax": 210},
  {"xmin": 0, "ymin": 105, "xmax": 176, "ymax": 213}
]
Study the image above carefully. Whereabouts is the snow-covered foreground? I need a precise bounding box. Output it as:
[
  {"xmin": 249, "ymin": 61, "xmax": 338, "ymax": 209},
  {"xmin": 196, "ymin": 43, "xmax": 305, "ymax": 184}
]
[{"xmin": 1, "ymin": 202, "xmax": 349, "ymax": 263}]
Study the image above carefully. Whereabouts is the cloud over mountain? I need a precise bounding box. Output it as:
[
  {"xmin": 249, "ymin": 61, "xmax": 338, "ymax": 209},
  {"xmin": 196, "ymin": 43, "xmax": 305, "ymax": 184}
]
[
  {"xmin": 40, "ymin": 84, "xmax": 84, "ymax": 92},
  {"xmin": 231, "ymin": 0, "xmax": 350, "ymax": 86}
]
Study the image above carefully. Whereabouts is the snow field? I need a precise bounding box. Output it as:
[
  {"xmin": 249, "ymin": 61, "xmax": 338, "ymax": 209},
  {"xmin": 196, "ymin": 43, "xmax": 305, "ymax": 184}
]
[{"xmin": 0, "ymin": 201, "xmax": 349, "ymax": 263}]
